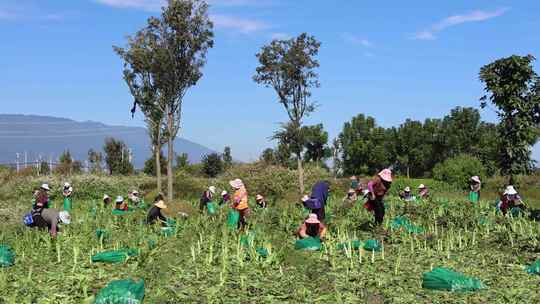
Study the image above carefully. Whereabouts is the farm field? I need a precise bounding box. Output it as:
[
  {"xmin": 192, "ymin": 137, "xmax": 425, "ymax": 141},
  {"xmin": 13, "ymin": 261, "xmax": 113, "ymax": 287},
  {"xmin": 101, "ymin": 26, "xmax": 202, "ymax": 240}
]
[{"xmin": 1, "ymin": 191, "xmax": 539, "ymax": 303}]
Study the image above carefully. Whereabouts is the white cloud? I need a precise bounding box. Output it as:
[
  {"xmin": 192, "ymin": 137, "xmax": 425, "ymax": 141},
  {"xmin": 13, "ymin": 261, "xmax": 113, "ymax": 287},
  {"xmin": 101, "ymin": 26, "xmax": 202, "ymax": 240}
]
[
  {"xmin": 341, "ymin": 32, "xmax": 373, "ymax": 47},
  {"xmin": 271, "ymin": 32, "xmax": 290, "ymax": 40},
  {"xmin": 211, "ymin": 14, "xmax": 270, "ymax": 33},
  {"xmin": 413, "ymin": 7, "xmax": 509, "ymax": 40}
]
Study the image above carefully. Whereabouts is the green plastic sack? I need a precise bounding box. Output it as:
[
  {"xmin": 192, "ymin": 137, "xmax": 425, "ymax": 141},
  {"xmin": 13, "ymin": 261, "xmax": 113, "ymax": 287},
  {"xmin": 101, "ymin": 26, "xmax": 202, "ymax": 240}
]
[
  {"xmin": 469, "ymin": 191, "xmax": 479, "ymax": 204},
  {"xmin": 295, "ymin": 237, "xmax": 322, "ymax": 251},
  {"xmin": 363, "ymin": 239, "xmax": 381, "ymax": 252},
  {"xmin": 112, "ymin": 209, "xmax": 134, "ymax": 216},
  {"xmin": 391, "ymin": 216, "xmax": 425, "ymax": 234},
  {"xmin": 94, "ymin": 279, "xmax": 145, "ymax": 304},
  {"xmin": 227, "ymin": 209, "xmax": 240, "ymax": 229},
  {"xmin": 0, "ymin": 245, "xmax": 15, "ymax": 267},
  {"xmin": 63, "ymin": 197, "xmax": 72, "ymax": 212},
  {"xmin": 165, "ymin": 218, "xmax": 176, "ymax": 227},
  {"xmin": 240, "ymin": 232, "xmax": 256, "ymax": 247},
  {"xmin": 91, "ymin": 249, "xmax": 140, "ymax": 264},
  {"xmin": 526, "ymin": 260, "xmax": 540, "ymax": 275},
  {"xmin": 337, "ymin": 240, "xmax": 362, "ymax": 251},
  {"xmin": 207, "ymin": 202, "xmax": 217, "ymax": 215},
  {"xmin": 422, "ymin": 267, "xmax": 486, "ymax": 292},
  {"xmin": 256, "ymin": 247, "xmax": 269, "ymax": 257}
]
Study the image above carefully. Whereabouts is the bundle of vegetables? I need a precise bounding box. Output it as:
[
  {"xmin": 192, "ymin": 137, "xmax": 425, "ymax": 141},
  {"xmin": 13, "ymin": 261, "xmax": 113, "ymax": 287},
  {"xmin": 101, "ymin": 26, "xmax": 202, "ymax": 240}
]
[
  {"xmin": 94, "ymin": 279, "xmax": 145, "ymax": 304},
  {"xmin": 91, "ymin": 249, "xmax": 140, "ymax": 264}
]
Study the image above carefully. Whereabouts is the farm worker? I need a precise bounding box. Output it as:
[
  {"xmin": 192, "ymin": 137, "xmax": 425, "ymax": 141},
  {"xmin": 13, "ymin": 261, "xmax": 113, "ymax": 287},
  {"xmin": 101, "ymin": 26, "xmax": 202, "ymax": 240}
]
[
  {"xmin": 33, "ymin": 183, "xmax": 51, "ymax": 211},
  {"xmin": 230, "ymin": 178, "xmax": 250, "ymax": 230},
  {"xmin": 399, "ymin": 187, "xmax": 415, "ymax": 202},
  {"xmin": 63, "ymin": 182, "xmax": 73, "ymax": 197},
  {"xmin": 103, "ymin": 194, "xmax": 112, "ymax": 206},
  {"xmin": 30, "ymin": 208, "xmax": 71, "ymax": 238},
  {"xmin": 297, "ymin": 214, "xmax": 327, "ymax": 239},
  {"xmin": 255, "ymin": 194, "xmax": 268, "ymax": 208},
  {"xmin": 418, "ymin": 184, "xmax": 429, "ymax": 199},
  {"xmin": 200, "ymin": 186, "xmax": 216, "ymax": 212},
  {"xmin": 146, "ymin": 200, "xmax": 167, "ymax": 225},
  {"xmin": 469, "ymin": 176, "xmax": 481, "ymax": 204},
  {"xmin": 365, "ymin": 169, "xmax": 392, "ymax": 225},
  {"xmin": 128, "ymin": 190, "xmax": 142, "ymax": 207},
  {"xmin": 497, "ymin": 185, "xmax": 526, "ymax": 215},
  {"xmin": 301, "ymin": 181, "xmax": 330, "ymax": 222},
  {"xmin": 343, "ymin": 189, "xmax": 357, "ymax": 204},
  {"xmin": 220, "ymin": 190, "xmax": 230, "ymax": 206},
  {"xmin": 350, "ymin": 176, "xmax": 359, "ymax": 190},
  {"xmin": 114, "ymin": 196, "xmax": 128, "ymax": 211}
]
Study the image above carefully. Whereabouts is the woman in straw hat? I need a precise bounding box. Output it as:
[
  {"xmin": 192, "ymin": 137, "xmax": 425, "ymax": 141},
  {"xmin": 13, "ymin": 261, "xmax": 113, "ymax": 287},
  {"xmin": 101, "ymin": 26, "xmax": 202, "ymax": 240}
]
[
  {"xmin": 229, "ymin": 178, "xmax": 250, "ymax": 230},
  {"xmin": 417, "ymin": 184, "xmax": 429, "ymax": 199},
  {"xmin": 147, "ymin": 199, "xmax": 168, "ymax": 225},
  {"xmin": 365, "ymin": 169, "xmax": 393, "ymax": 225},
  {"xmin": 255, "ymin": 194, "xmax": 267, "ymax": 209},
  {"xmin": 497, "ymin": 185, "xmax": 526, "ymax": 215},
  {"xmin": 297, "ymin": 213, "xmax": 327, "ymax": 239}
]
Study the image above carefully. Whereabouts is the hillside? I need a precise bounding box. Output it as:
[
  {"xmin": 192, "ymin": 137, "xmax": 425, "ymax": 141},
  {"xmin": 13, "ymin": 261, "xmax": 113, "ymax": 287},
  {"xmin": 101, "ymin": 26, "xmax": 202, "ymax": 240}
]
[{"xmin": 0, "ymin": 114, "xmax": 214, "ymax": 168}]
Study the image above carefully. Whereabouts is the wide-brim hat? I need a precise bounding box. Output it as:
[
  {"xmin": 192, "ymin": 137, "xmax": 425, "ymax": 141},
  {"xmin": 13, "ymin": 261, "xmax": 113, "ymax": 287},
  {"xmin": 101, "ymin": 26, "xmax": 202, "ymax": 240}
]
[
  {"xmin": 115, "ymin": 196, "xmax": 124, "ymax": 203},
  {"xmin": 59, "ymin": 211, "xmax": 71, "ymax": 225},
  {"xmin": 305, "ymin": 213, "xmax": 320, "ymax": 224},
  {"xmin": 348, "ymin": 189, "xmax": 356, "ymax": 194},
  {"xmin": 229, "ymin": 179, "xmax": 244, "ymax": 189},
  {"xmin": 154, "ymin": 200, "xmax": 167, "ymax": 209},
  {"xmin": 221, "ymin": 190, "xmax": 228, "ymax": 196},
  {"xmin": 208, "ymin": 186, "xmax": 216, "ymax": 194},
  {"xmin": 418, "ymin": 184, "xmax": 426, "ymax": 189},
  {"xmin": 404, "ymin": 187, "xmax": 411, "ymax": 192},
  {"xmin": 378, "ymin": 169, "xmax": 393, "ymax": 182},
  {"xmin": 504, "ymin": 185, "xmax": 518, "ymax": 195},
  {"xmin": 471, "ymin": 176, "xmax": 481, "ymax": 183},
  {"xmin": 41, "ymin": 183, "xmax": 50, "ymax": 191},
  {"xmin": 256, "ymin": 194, "xmax": 264, "ymax": 201},
  {"xmin": 64, "ymin": 182, "xmax": 71, "ymax": 188},
  {"xmin": 103, "ymin": 194, "xmax": 110, "ymax": 200}
]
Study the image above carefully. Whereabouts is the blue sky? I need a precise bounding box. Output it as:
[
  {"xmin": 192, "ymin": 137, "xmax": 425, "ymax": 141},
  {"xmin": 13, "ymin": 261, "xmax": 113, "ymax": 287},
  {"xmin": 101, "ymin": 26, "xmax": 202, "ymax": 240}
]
[{"xmin": 1, "ymin": 0, "xmax": 539, "ymax": 162}]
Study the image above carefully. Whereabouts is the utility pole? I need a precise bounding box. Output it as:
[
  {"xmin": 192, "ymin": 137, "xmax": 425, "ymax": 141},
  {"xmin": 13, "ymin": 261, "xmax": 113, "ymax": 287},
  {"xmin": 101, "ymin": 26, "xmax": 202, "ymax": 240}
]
[
  {"xmin": 128, "ymin": 148, "xmax": 133, "ymax": 164},
  {"xmin": 16, "ymin": 153, "xmax": 20, "ymax": 173},
  {"xmin": 24, "ymin": 151, "xmax": 27, "ymax": 169}
]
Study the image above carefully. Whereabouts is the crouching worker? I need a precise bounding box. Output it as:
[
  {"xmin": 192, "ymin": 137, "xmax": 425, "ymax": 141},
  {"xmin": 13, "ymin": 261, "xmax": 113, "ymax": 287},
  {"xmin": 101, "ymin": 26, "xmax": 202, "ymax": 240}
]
[
  {"xmin": 297, "ymin": 214, "xmax": 327, "ymax": 240},
  {"xmin": 418, "ymin": 184, "xmax": 429, "ymax": 199},
  {"xmin": 498, "ymin": 185, "xmax": 526, "ymax": 216},
  {"xmin": 146, "ymin": 200, "xmax": 167, "ymax": 226},
  {"xmin": 255, "ymin": 194, "xmax": 268, "ymax": 208},
  {"xmin": 200, "ymin": 186, "xmax": 216, "ymax": 212},
  {"xmin": 30, "ymin": 209, "xmax": 71, "ymax": 238},
  {"xmin": 220, "ymin": 190, "xmax": 230, "ymax": 206},
  {"xmin": 103, "ymin": 194, "xmax": 112, "ymax": 207},
  {"xmin": 399, "ymin": 187, "xmax": 415, "ymax": 202},
  {"xmin": 114, "ymin": 196, "xmax": 128, "ymax": 211}
]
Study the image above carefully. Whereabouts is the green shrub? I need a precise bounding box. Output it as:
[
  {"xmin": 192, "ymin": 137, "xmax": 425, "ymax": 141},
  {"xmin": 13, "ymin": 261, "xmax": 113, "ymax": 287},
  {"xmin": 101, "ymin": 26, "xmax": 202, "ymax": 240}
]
[{"xmin": 433, "ymin": 154, "xmax": 486, "ymax": 189}]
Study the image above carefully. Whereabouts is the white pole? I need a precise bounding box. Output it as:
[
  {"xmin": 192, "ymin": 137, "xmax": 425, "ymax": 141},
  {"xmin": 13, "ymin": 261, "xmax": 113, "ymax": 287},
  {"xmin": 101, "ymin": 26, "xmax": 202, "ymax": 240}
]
[
  {"xmin": 16, "ymin": 153, "xmax": 20, "ymax": 173},
  {"xmin": 24, "ymin": 151, "xmax": 27, "ymax": 169}
]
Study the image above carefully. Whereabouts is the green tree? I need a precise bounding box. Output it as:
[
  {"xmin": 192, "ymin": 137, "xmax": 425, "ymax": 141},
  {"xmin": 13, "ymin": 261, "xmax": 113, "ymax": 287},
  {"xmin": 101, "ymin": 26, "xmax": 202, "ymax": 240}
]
[
  {"xmin": 480, "ymin": 55, "xmax": 540, "ymax": 182},
  {"xmin": 433, "ymin": 154, "xmax": 486, "ymax": 189},
  {"xmin": 144, "ymin": 150, "xmax": 167, "ymax": 176},
  {"xmin": 39, "ymin": 161, "xmax": 50, "ymax": 175},
  {"xmin": 103, "ymin": 138, "xmax": 134, "ymax": 175},
  {"xmin": 116, "ymin": 0, "xmax": 214, "ymax": 200},
  {"xmin": 201, "ymin": 153, "xmax": 223, "ymax": 177},
  {"xmin": 223, "ymin": 146, "xmax": 233, "ymax": 169},
  {"xmin": 260, "ymin": 148, "xmax": 276, "ymax": 165},
  {"xmin": 254, "ymin": 33, "xmax": 321, "ymax": 193},
  {"xmin": 303, "ymin": 124, "xmax": 331, "ymax": 165},
  {"xmin": 175, "ymin": 152, "xmax": 190, "ymax": 170}
]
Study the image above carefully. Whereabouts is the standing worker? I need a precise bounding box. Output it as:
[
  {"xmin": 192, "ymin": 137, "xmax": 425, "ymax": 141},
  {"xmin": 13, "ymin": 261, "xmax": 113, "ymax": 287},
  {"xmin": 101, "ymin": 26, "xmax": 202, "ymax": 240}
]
[
  {"xmin": 33, "ymin": 183, "xmax": 51, "ymax": 211},
  {"xmin": 469, "ymin": 176, "xmax": 481, "ymax": 204},
  {"xmin": 301, "ymin": 181, "xmax": 330, "ymax": 222},
  {"xmin": 220, "ymin": 190, "xmax": 230, "ymax": 206},
  {"xmin": 229, "ymin": 179, "xmax": 250, "ymax": 230},
  {"xmin": 365, "ymin": 169, "xmax": 393, "ymax": 225},
  {"xmin": 62, "ymin": 182, "xmax": 73, "ymax": 211},
  {"xmin": 200, "ymin": 186, "xmax": 216, "ymax": 212}
]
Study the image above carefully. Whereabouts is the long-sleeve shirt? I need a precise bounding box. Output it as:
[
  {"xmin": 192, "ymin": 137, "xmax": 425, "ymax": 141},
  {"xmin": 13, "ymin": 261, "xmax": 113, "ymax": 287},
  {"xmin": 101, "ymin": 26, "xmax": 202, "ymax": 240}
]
[
  {"xmin": 368, "ymin": 176, "xmax": 389, "ymax": 198},
  {"xmin": 146, "ymin": 206, "xmax": 166, "ymax": 225},
  {"xmin": 41, "ymin": 208, "xmax": 60, "ymax": 237},
  {"xmin": 297, "ymin": 223, "xmax": 327, "ymax": 239}
]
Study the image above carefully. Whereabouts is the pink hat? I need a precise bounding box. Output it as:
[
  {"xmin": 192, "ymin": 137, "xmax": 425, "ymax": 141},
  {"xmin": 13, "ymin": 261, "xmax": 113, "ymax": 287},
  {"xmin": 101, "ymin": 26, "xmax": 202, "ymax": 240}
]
[
  {"xmin": 471, "ymin": 176, "xmax": 481, "ymax": 184},
  {"xmin": 378, "ymin": 169, "xmax": 393, "ymax": 182},
  {"xmin": 305, "ymin": 213, "xmax": 320, "ymax": 224},
  {"xmin": 229, "ymin": 178, "xmax": 244, "ymax": 189}
]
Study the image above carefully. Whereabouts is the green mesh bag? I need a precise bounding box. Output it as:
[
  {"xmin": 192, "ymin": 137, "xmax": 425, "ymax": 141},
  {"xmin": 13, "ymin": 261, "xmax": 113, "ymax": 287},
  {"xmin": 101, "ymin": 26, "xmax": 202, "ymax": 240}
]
[
  {"xmin": 0, "ymin": 245, "xmax": 15, "ymax": 267},
  {"xmin": 363, "ymin": 239, "xmax": 381, "ymax": 251},
  {"xmin": 526, "ymin": 260, "xmax": 540, "ymax": 275},
  {"xmin": 227, "ymin": 209, "xmax": 240, "ymax": 229},
  {"xmin": 295, "ymin": 237, "xmax": 322, "ymax": 251},
  {"xmin": 207, "ymin": 202, "xmax": 217, "ymax": 215},
  {"xmin": 422, "ymin": 267, "xmax": 486, "ymax": 292},
  {"xmin": 160, "ymin": 227, "xmax": 176, "ymax": 237},
  {"xmin": 91, "ymin": 249, "xmax": 140, "ymax": 264},
  {"xmin": 240, "ymin": 232, "xmax": 256, "ymax": 247},
  {"xmin": 337, "ymin": 240, "xmax": 362, "ymax": 251},
  {"xmin": 63, "ymin": 197, "xmax": 72, "ymax": 212},
  {"xmin": 391, "ymin": 216, "xmax": 424, "ymax": 234},
  {"xmin": 94, "ymin": 279, "xmax": 145, "ymax": 304},
  {"xmin": 112, "ymin": 209, "xmax": 134, "ymax": 216},
  {"xmin": 256, "ymin": 247, "xmax": 269, "ymax": 257}
]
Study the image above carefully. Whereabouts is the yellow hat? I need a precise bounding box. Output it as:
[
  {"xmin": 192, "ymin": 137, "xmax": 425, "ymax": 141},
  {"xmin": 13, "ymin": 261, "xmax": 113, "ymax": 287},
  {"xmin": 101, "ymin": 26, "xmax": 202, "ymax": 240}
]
[{"xmin": 154, "ymin": 200, "xmax": 167, "ymax": 209}]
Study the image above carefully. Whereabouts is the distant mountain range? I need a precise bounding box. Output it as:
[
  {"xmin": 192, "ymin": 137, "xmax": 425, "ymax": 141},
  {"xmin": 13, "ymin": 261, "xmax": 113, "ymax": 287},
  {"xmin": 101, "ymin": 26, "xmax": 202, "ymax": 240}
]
[{"xmin": 0, "ymin": 114, "xmax": 215, "ymax": 168}]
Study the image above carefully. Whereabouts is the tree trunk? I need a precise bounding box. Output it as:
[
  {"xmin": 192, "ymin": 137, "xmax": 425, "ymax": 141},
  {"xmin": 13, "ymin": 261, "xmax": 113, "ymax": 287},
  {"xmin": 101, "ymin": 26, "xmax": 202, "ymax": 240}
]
[
  {"xmin": 297, "ymin": 155, "xmax": 305, "ymax": 194},
  {"xmin": 167, "ymin": 110, "xmax": 174, "ymax": 202},
  {"xmin": 155, "ymin": 143, "xmax": 162, "ymax": 193},
  {"xmin": 407, "ymin": 166, "xmax": 410, "ymax": 179}
]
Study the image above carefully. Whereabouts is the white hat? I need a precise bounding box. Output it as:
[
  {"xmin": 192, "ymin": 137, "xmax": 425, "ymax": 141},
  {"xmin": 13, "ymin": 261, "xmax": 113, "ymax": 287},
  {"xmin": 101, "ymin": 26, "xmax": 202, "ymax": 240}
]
[
  {"xmin": 208, "ymin": 186, "xmax": 216, "ymax": 194},
  {"xmin": 154, "ymin": 200, "xmax": 167, "ymax": 209},
  {"xmin": 41, "ymin": 183, "xmax": 50, "ymax": 191},
  {"xmin": 221, "ymin": 190, "xmax": 228, "ymax": 196},
  {"xmin": 64, "ymin": 182, "xmax": 71, "ymax": 188},
  {"xmin": 404, "ymin": 187, "xmax": 411, "ymax": 192},
  {"xmin": 115, "ymin": 196, "xmax": 124, "ymax": 203},
  {"xmin": 59, "ymin": 211, "xmax": 71, "ymax": 225},
  {"xmin": 301, "ymin": 195, "xmax": 310, "ymax": 202},
  {"xmin": 256, "ymin": 194, "xmax": 264, "ymax": 201},
  {"xmin": 471, "ymin": 176, "xmax": 481, "ymax": 183},
  {"xmin": 229, "ymin": 178, "xmax": 244, "ymax": 189},
  {"xmin": 504, "ymin": 185, "xmax": 518, "ymax": 195},
  {"xmin": 418, "ymin": 184, "xmax": 426, "ymax": 189},
  {"xmin": 103, "ymin": 194, "xmax": 110, "ymax": 200}
]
